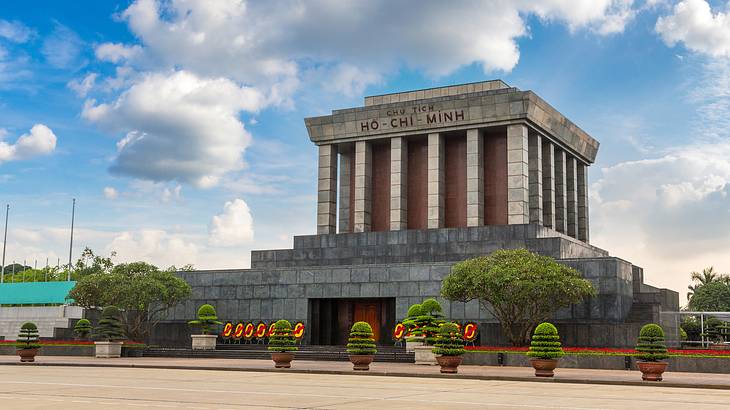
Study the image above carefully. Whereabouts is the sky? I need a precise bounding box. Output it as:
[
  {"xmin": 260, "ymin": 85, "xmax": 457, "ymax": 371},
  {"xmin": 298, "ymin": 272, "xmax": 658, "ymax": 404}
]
[{"xmin": 1, "ymin": 0, "xmax": 730, "ymax": 303}]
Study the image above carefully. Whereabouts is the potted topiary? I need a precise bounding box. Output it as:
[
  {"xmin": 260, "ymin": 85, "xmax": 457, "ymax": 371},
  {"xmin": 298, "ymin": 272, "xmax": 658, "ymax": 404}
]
[
  {"xmin": 527, "ymin": 322, "xmax": 565, "ymax": 377},
  {"xmin": 635, "ymin": 323, "xmax": 669, "ymax": 381},
  {"xmin": 188, "ymin": 304, "xmax": 222, "ymax": 350},
  {"xmin": 73, "ymin": 319, "xmax": 93, "ymax": 340},
  {"xmin": 403, "ymin": 303, "xmax": 426, "ymax": 352},
  {"xmin": 411, "ymin": 298, "xmax": 444, "ymax": 365},
  {"xmin": 16, "ymin": 322, "xmax": 41, "ymax": 363},
  {"xmin": 267, "ymin": 319, "xmax": 298, "ymax": 368},
  {"xmin": 432, "ymin": 322, "xmax": 465, "ymax": 373},
  {"xmin": 94, "ymin": 306, "xmax": 127, "ymax": 358},
  {"xmin": 346, "ymin": 321, "xmax": 377, "ymax": 371}
]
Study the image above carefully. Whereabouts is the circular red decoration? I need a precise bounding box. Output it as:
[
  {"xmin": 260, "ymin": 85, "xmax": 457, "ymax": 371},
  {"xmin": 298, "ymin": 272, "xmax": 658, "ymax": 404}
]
[
  {"xmin": 293, "ymin": 322, "xmax": 305, "ymax": 339},
  {"xmin": 244, "ymin": 323, "xmax": 255, "ymax": 339},
  {"xmin": 267, "ymin": 322, "xmax": 276, "ymax": 337},
  {"xmin": 393, "ymin": 322, "xmax": 405, "ymax": 340},
  {"xmin": 463, "ymin": 322, "xmax": 478, "ymax": 342},
  {"xmin": 255, "ymin": 322, "xmax": 267, "ymax": 338},
  {"xmin": 233, "ymin": 323, "xmax": 244, "ymax": 339},
  {"xmin": 221, "ymin": 322, "xmax": 233, "ymax": 338}
]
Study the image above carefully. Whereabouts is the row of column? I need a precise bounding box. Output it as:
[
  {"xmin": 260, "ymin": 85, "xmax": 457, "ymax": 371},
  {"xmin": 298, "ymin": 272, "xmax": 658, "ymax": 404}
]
[{"xmin": 316, "ymin": 124, "xmax": 589, "ymax": 242}]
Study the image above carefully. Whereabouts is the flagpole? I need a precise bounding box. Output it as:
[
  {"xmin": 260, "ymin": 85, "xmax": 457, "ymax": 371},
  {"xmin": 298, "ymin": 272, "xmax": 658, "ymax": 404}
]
[
  {"xmin": 1, "ymin": 204, "xmax": 8, "ymax": 284},
  {"xmin": 67, "ymin": 198, "xmax": 75, "ymax": 281}
]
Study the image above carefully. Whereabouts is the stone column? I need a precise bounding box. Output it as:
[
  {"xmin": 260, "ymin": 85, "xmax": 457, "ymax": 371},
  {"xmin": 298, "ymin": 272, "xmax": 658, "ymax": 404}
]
[
  {"xmin": 427, "ymin": 132, "xmax": 444, "ymax": 229},
  {"xmin": 338, "ymin": 144, "xmax": 354, "ymax": 233},
  {"xmin": 390, "ymin": 136, "xmax": 408, "ymax": 231},
  {"xmin": 317, "ymin": 144, "xmax": 337, "ymax": 235},
  {"xmin": 566, "ymin": 156, "xmax": 578, "ymax": 238},
  {"xmin": 466, "ymin": 129, "xmax": 484, "ymax": 226},
  {"xmin": 528, "ymin": 133, "xmax": 543, "ymax": 225},
  {"xmin": 577, "ymin": 162, "xmax": 590, "ymax": 243},
  {"xmin": 554, "ymin": 148, "xmax": 567, "ymax": 234},
  {"xmin": 507, "ymin": 124, "xmax": 529, "ymax": 224},
  {"xmin": 353, "ymin": 141, "xmax": 372, "ymax": 232},
  {"xmin": 541, "ymin": 141, "xmax": 556, "ymax": 229}
]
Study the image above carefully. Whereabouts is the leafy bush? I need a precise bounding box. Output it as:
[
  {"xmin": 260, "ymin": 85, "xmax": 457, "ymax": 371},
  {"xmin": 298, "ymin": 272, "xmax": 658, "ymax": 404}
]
[
  {"xmin": 16, "ymin": 322, "xmax": 41, "ymax": 350},
  {"xmin": 432, "ymin": 322, "xmax": 465, "ymax": 356},
  {"xmin": 188, "ymin": 304, "xmax": 223, "ymax": 335},
  {"xmin": 267, "ymin": 319, "xmax": 298, "ymax": 352},
  {"xmin": 635, "ymin": 323, "xmax": 669, "ymax": 362},
  {"xmin": 403, "ymin": 299, "xmax": 444, "ymax": 345},
  {"xmin": 680, "ymin": 317, "xmax": 701, "ymax": 341},
  {"xmin": 526, "ymin": 322, "xmax": 565, "ymax": 360},
  {"xmin": 346, "ymin": 321, "xmax": 377, "ymax": 355},
  {"xmin": 94, "ymin": 306, "xmax": 127, "ymax": 342},
  {"xmin": 73, "ymin": 319, "xmax": 93, "ymax": 339}
]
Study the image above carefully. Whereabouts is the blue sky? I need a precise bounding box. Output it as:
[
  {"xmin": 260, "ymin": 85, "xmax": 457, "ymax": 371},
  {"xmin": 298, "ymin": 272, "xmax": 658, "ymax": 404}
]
[{"xmin": 2, "ymin": 0, "xmax": 730, "ymax": 301}]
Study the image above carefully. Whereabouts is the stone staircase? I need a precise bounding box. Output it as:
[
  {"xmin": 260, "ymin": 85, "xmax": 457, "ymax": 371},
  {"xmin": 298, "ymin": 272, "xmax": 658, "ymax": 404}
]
[{"xmin": 0, "ymin": 305, "xmax": 84, "ymax": 339}]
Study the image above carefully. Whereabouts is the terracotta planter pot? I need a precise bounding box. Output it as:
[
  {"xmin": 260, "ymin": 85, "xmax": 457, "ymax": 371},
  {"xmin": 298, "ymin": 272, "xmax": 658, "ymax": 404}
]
[
  {"xmin": 271, "ymin": 351, "xmax": 295, "ymax": 368},
  {"xmin": 637, "ymin": 361, "xmax": 668, "ymax": 381},
  {"xmin": 17, "ymin": 348, "xmax": 39, "ymax": 363},
  {"xmin": 529, "ymin": 358, "xmax": 559, "ymax": 377},
  {"xmin": 349, "ymin": 354, "xmax": 374, "ymax": 371},
  {"xmin": 436, "ymin": 355, "xmax": 463, "ymax": 374}
]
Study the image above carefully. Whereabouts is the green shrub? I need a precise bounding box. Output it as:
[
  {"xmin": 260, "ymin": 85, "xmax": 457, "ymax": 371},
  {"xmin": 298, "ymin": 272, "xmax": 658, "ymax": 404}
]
[
  {"xmin": 267, "ymin": 319, "xmax": 298, "ymax": 352},
  {"xmin": 94, "ymin": 306, "xmax": 127, "ymax": 342},
  {"xmin": 432, "ymin": 322, "xmax": 465, "ymax": 356},
  {"xmin": 681, "ymin": 317, "xmax": 701, "ymax": 341},
  {"xmin": 406, "ymin": 303, "xmax": 425, "ymax": 317},
  {"xmin": 346, "ymin": 321, "xmax": 377, "ymax": 355},
  {"xmin": 188, "ymin": 304, "xmax": 223, "ymax": 335},
  {"xmin": 16, "ymin": 322, "xmax": 41, "ymax": 350},
  {"xmin": 635, "ymin": 323, "xmax": 669, "ymax": 362},
  {"xmin": 73, "ymin": 319, "xmax": 92, "ymax": 339},
  {"xmin": 421, "ymin": 298, "xmax": 443, "ymax": 316},
  {"xmin": 526, "ymin": 322, "xmax": 565, "ymax": 360},
  {"xmin": 403, "ymin": 299, "xmax": 445, "ymax": 345}
]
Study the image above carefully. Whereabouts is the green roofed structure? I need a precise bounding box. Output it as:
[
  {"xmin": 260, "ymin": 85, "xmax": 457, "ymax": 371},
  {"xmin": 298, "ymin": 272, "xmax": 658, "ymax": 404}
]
[{"xmin": 0, "ymin": 281, "xmax": 76, "ymax": 305}]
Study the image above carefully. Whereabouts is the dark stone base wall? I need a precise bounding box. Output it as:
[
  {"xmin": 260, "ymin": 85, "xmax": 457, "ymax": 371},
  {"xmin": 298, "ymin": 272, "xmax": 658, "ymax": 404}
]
[{"xmin": 156, "ymin": 224, "xmax": 679, "ymax": 348}]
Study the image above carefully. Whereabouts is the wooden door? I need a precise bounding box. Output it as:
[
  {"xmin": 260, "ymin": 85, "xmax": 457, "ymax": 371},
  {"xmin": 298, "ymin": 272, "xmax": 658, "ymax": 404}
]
[{"xmin": 353, "ymin": 301, "xmax": 381, "ymax": 342}]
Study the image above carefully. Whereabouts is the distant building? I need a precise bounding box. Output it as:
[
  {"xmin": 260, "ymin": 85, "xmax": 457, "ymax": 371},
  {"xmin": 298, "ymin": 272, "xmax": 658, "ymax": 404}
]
[{"xmin": 156, "ymin": 81, "xmax": 678, "ymax": 347}]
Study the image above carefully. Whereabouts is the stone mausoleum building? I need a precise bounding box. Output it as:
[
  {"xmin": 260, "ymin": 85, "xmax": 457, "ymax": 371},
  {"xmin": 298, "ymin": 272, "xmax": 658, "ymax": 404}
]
[{"xmin": 157, "ymin": 81, "xmax": 678, "ymax": 347}]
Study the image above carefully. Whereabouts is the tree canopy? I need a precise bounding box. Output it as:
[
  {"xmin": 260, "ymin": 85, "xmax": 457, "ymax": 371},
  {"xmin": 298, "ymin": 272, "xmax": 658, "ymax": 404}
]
[
  {"xmin": 441, "ymin": 249, "xmax": 595, "ymax": 346},
  {"xmin": 69, "ymin": 259, "xmax": 191, "ymax": 342},
  {"xmin": 688, "ymin": 280, "xmax": 730, "ymax": 312}
]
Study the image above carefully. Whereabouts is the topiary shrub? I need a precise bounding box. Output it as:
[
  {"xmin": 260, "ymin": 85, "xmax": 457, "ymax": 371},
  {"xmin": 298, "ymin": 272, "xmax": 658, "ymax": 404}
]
[
  {"xmin": 635, "ymin": 323, "xmax": 669, "ymax": 362},
  {"xmin": 403, "ymin": 300, "xmax": 445, "ymax": 345},
  {"xmin": 267, "ymin": 320, "xmax": 298, "ymax": 352},
  {"xmin": 94, "ymin": 306, "xmax": 127, "ymax": 342},
  {"xmin": 16, "ymin": 322, "xmax": 41, "ymax": 350},
  {"xmin": 73, "ymin": 319, "xmax": 93, "ymax": 339},
  {"xmin": 526, "ymin": 322, "xmax": 565, "ymax": 360},
  {"xmin": 188, "ymin": 304, "xmax": 223, "ymax": 335},
  {"xmin": 432, "ymin": 323, "xmax": 465, "ymax": 356},
  {"xmin": 346, "ymin": 321, "xmax": 377, "ymax": 355},
  {"xmin": 421, "ymin": 298, "xmax": 443, "ymax": 316}
]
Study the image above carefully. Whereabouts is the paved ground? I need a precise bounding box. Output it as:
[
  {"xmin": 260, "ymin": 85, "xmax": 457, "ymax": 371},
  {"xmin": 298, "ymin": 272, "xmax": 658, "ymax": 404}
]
[
  {"xmin": 2, "ymin": 365, "xmax": 730, "ymax": 409},
  {"xmin": 1, "ymin": 356, "xmax": 729, "ymax": 390}
]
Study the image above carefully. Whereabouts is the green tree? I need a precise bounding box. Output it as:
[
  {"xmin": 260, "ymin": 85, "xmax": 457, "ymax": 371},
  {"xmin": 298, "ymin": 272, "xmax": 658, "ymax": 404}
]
[
  {"xmin": 441, "ymin": 249, "xmax": 595, "ymax": 346},
  {"xmin": 687, "ymin": 266, "xmax": 720, "ymax": 301},
  {"xmin": 688, "ymin": 281, "xmax": 730, "ymax": 312},
  {"xmin": 69, "ymin": 261, "xmax": 191, "ymax": 342}
]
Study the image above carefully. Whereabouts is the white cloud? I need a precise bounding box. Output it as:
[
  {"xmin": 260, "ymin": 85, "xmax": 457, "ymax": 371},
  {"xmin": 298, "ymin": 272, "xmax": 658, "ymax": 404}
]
[
  {"xmin": 67, "ymin": 73, "xmax": 97, "ymax": 97},
  {"xmin": 82, "ymin": 70, "xmax": 265, "ymax": 187},
  {"xmin": 95, "ymin": 42, "xmax": 143, "ymax": 64},
  {"xmin": 103, "ymin": 186, "xmax": 119, "ymax": 200},
  {"xmin": 105, "ymin": 229, "xmax": 198, "ymax": 268},
  {"xmin": 656, "ymin": 0, "xmax": 730, "ymax": 57},
  {"xmin": 0, "ymin": 124, "xmax": 57, "ymax": 163},
  {"xmin": 41, "ymin": 23, "xmax": 85, "ymax": 69},
  {"xmin": 208, "ymin": 198, "xmax": 254, "ymax": 246},
  {"xmin": 0, "ymin": 19, "xmax": 33, "ymax": 43},
  {"xmin": 591, "ymin": 140, "xmax": 730, "ymax": 302}
]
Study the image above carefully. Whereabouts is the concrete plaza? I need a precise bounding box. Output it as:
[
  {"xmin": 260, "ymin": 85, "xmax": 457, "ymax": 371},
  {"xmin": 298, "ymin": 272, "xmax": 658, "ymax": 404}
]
[{"xmin": 1, "ymin": 364, "xmax": 729, "ymax": 409}]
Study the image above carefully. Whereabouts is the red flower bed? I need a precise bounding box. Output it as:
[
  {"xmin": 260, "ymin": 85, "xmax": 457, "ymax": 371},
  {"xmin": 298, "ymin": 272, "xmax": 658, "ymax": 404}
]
[{"xmin": 465, "ymin": 345, "xmax": 730, "ymax": 357}]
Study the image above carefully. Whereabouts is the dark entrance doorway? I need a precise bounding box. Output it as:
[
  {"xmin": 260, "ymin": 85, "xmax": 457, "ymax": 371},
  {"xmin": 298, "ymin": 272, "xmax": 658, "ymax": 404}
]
[{"xmin": 308, "ymin": 298, "xmax": 395, "ymax": 345}]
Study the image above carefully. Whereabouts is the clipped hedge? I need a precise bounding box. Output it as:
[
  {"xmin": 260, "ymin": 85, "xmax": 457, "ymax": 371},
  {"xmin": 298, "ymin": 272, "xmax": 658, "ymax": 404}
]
[
  {"xmin": 73, "ymin": 319, "xmax": 92, "ymax": 339},
  {"xmin": 526, "ymin": 322, "xmax": 565, "ymax": 360},
  {"xmin": 188, "ymin": 304, "xmax": 223, "ymax": 335},
  {"xmin": 346, "ymin": 321, "xmax": 377, "ymax": 355},
  {"xmin": 95, "ymin": 306, "xmax": 126, "ymax": 342},
  {"xmin": 267, "ymin": 319, "xmax": 298, "ymax": 352},
  {"xmin": 432, "ymin": 322, "xmax": 465, "ymax": 356},
  {"xmin": 636, "ymin": 323, "xmax": 669, "ymax": 362},
  {"xmin": 16, "ymin": 322, "xmax": 41, "ymax": 350}
]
